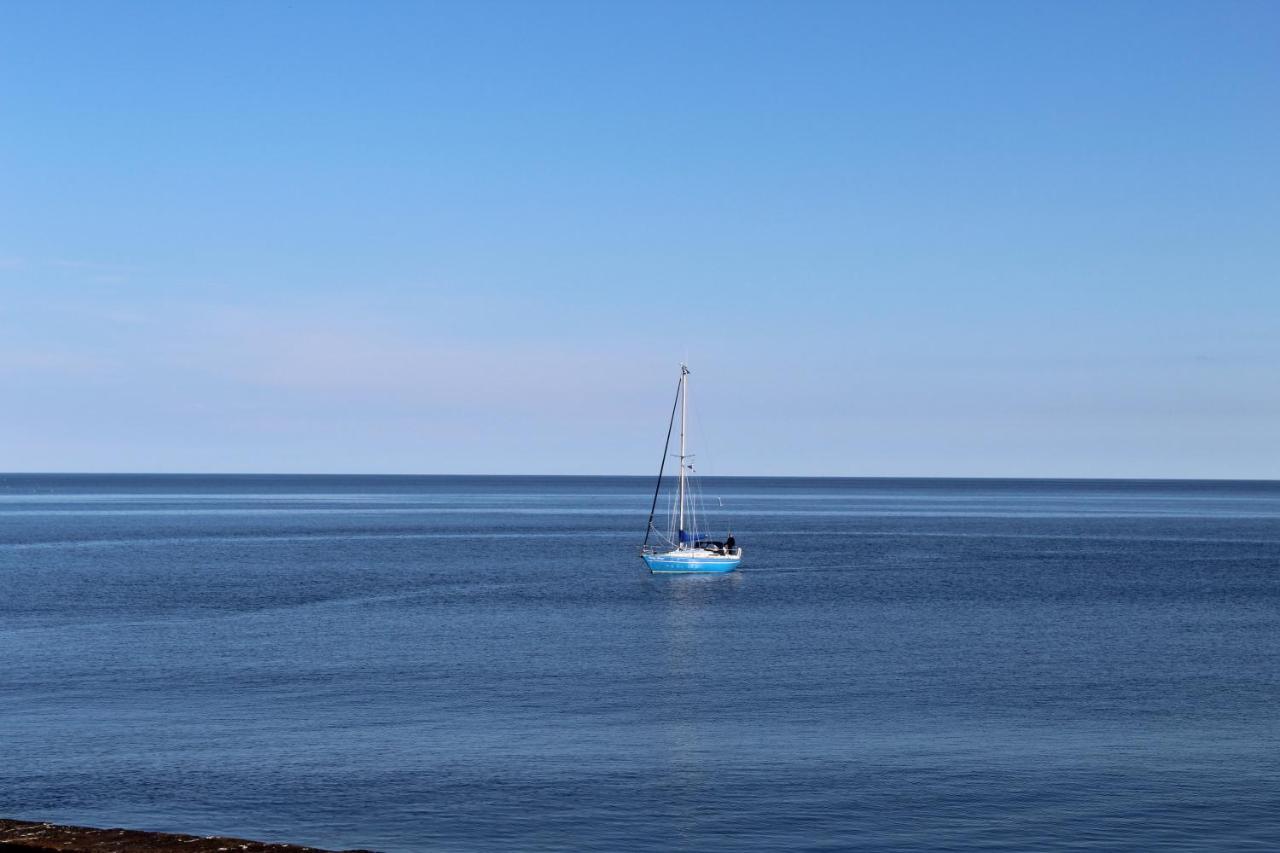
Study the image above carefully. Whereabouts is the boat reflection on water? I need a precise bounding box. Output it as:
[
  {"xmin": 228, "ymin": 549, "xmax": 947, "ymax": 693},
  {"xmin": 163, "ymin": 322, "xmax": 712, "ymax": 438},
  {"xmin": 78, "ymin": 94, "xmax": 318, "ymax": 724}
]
[{"xmin": 651, "ymin": 568, "xmax": 744, "ymax": 835}]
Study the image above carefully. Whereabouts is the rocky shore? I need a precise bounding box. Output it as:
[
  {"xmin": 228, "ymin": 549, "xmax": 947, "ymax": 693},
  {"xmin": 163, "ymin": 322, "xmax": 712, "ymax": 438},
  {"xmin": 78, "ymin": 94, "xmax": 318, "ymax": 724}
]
[{"xmin": 0, "ymin": 820, "xmax": 375, "ymax": 853}]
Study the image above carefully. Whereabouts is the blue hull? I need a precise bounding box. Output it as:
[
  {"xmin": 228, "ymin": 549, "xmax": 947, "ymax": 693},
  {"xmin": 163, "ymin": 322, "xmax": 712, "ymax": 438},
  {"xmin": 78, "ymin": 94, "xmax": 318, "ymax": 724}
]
[{"xmin": 643, "ymin": 554, "xmax": 741, "ymax": 573}]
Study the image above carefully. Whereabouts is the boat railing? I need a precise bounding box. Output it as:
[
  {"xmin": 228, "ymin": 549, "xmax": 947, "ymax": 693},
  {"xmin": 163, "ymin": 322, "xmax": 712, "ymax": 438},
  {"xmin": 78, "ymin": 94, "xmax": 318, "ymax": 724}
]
[{"xmin": 640, "ymin": 544, "xmax": 741, "ymax": 557}]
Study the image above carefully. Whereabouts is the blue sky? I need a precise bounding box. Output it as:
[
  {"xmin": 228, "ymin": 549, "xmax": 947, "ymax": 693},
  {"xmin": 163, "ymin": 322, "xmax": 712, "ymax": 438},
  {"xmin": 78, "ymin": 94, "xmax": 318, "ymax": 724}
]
[{"xmin": 2, "ymin": 0, "xmax": 1277, "ymax": 476}]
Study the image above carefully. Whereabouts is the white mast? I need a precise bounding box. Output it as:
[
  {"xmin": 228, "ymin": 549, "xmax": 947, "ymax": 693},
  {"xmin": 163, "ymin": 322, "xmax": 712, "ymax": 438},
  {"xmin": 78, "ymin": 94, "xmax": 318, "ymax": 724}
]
[{"xmin": 677, "ymin": 363, "xmax": 688, "ymax": 545}]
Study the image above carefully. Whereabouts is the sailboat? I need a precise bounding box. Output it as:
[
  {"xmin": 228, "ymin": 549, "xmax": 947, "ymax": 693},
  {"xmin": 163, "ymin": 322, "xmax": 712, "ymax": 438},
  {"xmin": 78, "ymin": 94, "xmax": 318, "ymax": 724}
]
[{"xmin": 641, "ymin": 364, "xmax": 742, "ymax": 573}]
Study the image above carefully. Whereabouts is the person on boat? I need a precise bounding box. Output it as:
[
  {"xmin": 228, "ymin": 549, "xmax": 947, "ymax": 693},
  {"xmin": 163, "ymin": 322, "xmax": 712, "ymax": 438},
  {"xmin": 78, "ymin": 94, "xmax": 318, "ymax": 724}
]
[{"xmin": 726, "ymin": 534, "xmax": 736, "ymax": 553}]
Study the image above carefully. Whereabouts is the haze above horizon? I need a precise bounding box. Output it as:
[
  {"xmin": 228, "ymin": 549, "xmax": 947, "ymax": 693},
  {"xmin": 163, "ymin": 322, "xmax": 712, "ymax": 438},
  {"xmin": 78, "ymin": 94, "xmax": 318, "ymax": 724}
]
[{"xmin": 2, "ymin": 1, "xmax": 1277, "ymax": 478}]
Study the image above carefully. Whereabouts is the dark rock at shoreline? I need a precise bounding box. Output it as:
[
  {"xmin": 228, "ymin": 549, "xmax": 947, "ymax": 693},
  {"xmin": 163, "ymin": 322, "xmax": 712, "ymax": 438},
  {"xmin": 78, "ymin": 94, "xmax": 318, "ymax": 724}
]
[{"xmin": 0, "ymin": 819, "xmax": 376, "ymax": 853}]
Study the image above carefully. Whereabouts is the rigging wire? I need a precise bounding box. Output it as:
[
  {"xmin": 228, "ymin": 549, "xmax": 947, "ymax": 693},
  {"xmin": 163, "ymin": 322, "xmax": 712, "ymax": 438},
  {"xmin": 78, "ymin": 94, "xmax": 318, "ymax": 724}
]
[
  {"xmin": 688, "ymin": 377, "xmax": 727, "ymax": 537},
  {"xmin": 642, "ymin": 372, "xmax": 682, "ymax": 550}
]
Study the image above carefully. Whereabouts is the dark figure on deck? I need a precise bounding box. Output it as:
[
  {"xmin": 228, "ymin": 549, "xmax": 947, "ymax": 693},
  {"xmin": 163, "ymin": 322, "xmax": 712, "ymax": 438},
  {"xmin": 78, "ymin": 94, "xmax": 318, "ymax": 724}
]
[{"xmin": 726, "ymin": 534, "xmax": 736, "ymax": 553}]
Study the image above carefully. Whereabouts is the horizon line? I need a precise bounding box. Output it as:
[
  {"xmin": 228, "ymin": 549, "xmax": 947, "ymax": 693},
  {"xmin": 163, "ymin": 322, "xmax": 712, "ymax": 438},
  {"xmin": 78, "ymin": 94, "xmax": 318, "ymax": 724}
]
[{"xmin": 2, "ymin": 471, "xmax": 1279, "ymax": 484}]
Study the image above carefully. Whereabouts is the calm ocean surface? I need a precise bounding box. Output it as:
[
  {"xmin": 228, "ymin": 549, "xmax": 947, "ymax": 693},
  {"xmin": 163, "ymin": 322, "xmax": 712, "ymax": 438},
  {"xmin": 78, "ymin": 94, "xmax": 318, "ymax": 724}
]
[{"xmin": 2, "ymin": 475, "xmax": 1279, "ymax": 851}]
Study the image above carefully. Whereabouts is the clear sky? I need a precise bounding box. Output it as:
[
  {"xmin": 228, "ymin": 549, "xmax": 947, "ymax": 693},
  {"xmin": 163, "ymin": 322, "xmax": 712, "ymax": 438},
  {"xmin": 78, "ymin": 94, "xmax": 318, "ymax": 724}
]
[{"xmin": 1, "ymin": 0, "xmax": 1277, "ymax": 477}]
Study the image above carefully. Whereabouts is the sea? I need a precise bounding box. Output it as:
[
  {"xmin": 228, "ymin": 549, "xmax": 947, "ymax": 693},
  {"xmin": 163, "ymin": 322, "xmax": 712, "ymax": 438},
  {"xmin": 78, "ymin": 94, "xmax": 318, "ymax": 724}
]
[{"xmin": 2, "ymin": 474, "xmax": 1279, "ymax": 852}]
